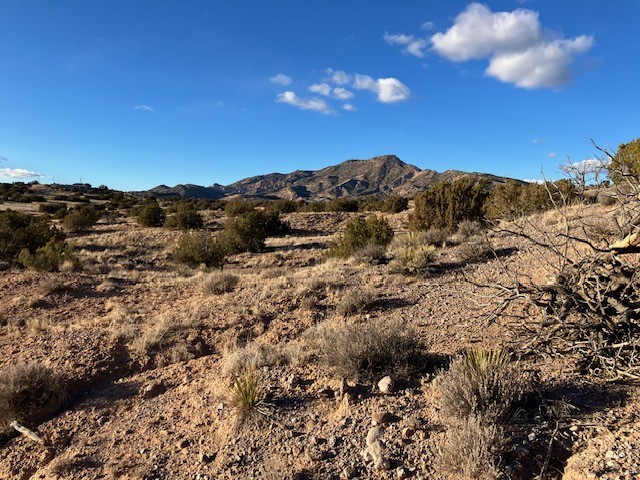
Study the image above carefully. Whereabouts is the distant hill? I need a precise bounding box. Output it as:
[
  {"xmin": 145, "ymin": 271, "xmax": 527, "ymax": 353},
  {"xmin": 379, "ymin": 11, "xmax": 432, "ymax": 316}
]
[{"xmin": 141, "ymin": 155, "xmax": 522, "ymax": 200}]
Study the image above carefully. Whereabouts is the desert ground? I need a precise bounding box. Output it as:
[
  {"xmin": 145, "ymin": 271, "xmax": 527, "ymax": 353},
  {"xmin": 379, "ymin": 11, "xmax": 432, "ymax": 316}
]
[{"xmin": 1, "ymin": 199, "xmax": 638, "ymax": 480}]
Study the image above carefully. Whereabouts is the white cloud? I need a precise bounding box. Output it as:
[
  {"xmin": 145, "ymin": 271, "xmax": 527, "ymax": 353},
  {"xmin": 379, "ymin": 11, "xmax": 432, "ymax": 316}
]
[
  {"xmin": 384, "ymin": 33, "xmax": 428, "ymax": 58},
  {"xmin": 523, "ymin": 178, "xmax": 544, "ymax": 184},
  {"xmin": 486, "ymin": 36, "xmax": 594, "ymax": 90},
  {"xmin": 275, "ymin": 91, "xmax": 332, "ymax": 114},
  {"xmin": 0, "ymin": 168, "xmax": 43, "ymax": 179},
  {"xmin": 548, "ymin": 152, "xmax": 557, "ymax": 158},
  {"xmin": 134, "ymin": 104, "xmax": 154, "ymax": 112},
  {"xmin": 270, "ymin": 73, "xmax": 292, "ymax": 86},
  {"xmin": 420, "ymin": 21, "xmax": 435, "ymax": 31},
  {"xmin": 325, "ymin": 68, "xmax": 352, "ymax": 85},
  {"xmin": 343, "ymin": 103, "xmax": 356, "ymax": 112},
  {"xmin": 428, "ymin": 2, "xmax": 594, "ymax": 89},
  {"xmin": 353, "ymin": 75, "xmax": 411, "ymax": 103},
  {"xmin": 332, "ymin": 87, "xmax": 354, "ymax": 100},
  {"xmin": 309, "ymin": 83, "xmax": 332, "ymax": 96}
]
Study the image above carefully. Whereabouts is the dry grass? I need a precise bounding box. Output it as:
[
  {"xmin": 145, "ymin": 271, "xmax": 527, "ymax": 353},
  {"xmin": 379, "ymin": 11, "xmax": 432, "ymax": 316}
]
[
  {"xmin": 439, "ymin": 414, "xmax": 505, "ymax": 480},
  {"xmin": 0, "ymin": 362, "xmax": 66, "ymax": 430},
  {"xmin": 221, "ymin": 342, "xmax": 290, "ymax": 378},
  {"xmin": 457, "ymin": 235, "xmax": 492, "ymax": 264},
  {"xmin": 435, "ymin": 348, "xmax": 523, "ymax": 423},
  {"xmin": 335, "ymin": 288, "xmax": 376, "ymax": 316},
  {"xmin": 307, "ymin": 316, "xmax": 423, "ymax": 381},
  {"xmin": 388, "ymin": 233, "xmax": 436, "ymax": 274},
  {"xmin": 203, "ymin": 271, "xmax": 240, "ymax": 295}
]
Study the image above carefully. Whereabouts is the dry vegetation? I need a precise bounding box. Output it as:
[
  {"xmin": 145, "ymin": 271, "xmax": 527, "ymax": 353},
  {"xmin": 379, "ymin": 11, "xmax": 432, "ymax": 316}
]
[{"xmin": 0, "ymin": 181, "xmax": 639, "ymax": 480}]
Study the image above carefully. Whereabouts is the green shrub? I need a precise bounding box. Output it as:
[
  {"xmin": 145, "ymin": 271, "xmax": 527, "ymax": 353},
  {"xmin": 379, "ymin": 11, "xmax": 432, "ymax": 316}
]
[
  {"xmin": 326, "ymin": 198, "xmax": 360, "ymax": 212},
  {"xmin": 220, "ymin": 210, "xmax": 289, "ymax": 253},
  {"xmin": 0, "ymin": 210, "xmax": 63, "ymax": 264},
  {"xmin": 62, "ymin": 205, "xmax": 100, "ymax": 232},
  {"xmin": 136, "ymin": 199, "xmax": 166, "ymax": 227},
  {"xmin": 18, "ymin": 238, "xmax": 78, "ymax": 272},
  {"xmin": 382, "ymin": 195, "xmax": 409, "ymax": 213},
  {"xmin": 231, "ymin": 365, "xmax": 268, "ymax": 427},
  {"xmin": 264, "ymin": 199, "xmax": 297, "ymax": 215},
  {"xmin": 173, "ymin": 232, "xmax": 226, "ymax": 268},
  {"xmin": 409, "ymin": 177, "xmax": 489, "ymax": 232},
  {"xmin": 164, "ymin": 206, "xmax": 204, "ymax": 230},
  {"xmin": 389, "ymin": 234, "xmax": 436, "ymax": 274},
  {"xmin": 224, "ymin": 201, "xmax": 256, "ymax": 217},
  {"xmin": 38, "ymin": 202, "xmax": 68, "ymax": 217},
  {"xmin": 328, "ymin": 215, "xmax": 394, "ymax": 258},
  {"xmin": 0, "ymin": 362, "xmax": 66, "ymax": 430}
]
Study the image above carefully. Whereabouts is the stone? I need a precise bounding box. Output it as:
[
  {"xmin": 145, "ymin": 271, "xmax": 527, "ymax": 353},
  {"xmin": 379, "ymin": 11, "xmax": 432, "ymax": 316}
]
[
  {"xmin": 368, "ymin": 440, "xmax": 384, "ymax": 460},
  {"xmin": 141, "ymin": 381, "xmax": 166, "ymax": 399},
  {"xmin": 378, "ymin": 376, "xmax": 395, "ymax": 394},
  {"xmin": 327, "ymin": 435, "xmax": 339, "ymax": 448},
  {"xmin": 372, "ymin": 411, "xmax": 392, "ymax": 425},
  {"xmin": 374, "ymin": 456, "xmax": 391, "ymax": 471},
  {"xmin": 177, "ymin": 438, "xmax": 190, "ymax": 450},
  {"xmin": 307, "ymin": 447, "xmax": 327, "ymax": 462},
  {"xmin": 366, "ymin": 426, "xmax": 384, "ymax": 446},
  {"xmin": 401, "ymin": 427, "xmax": 415, "ymax": 439},
  {"xmin": 362, "ymin": 448, "xmax": 374, "ymax": 463},
  {"xmin": 396, "ymin": 467, "xmax": 409, "ymax": 479}
]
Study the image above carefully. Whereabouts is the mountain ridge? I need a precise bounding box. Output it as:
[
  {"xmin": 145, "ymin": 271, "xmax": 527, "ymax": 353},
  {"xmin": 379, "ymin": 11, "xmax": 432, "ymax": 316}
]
[{"xmin": 141, "ymin": 155, "xmax": 523, "ymax": 200}]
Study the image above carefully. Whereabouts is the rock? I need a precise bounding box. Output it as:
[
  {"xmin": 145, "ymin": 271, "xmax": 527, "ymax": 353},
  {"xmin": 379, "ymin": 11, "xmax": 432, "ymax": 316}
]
[
  {"xmin": 374, "ymin": 456, "xmax": 391, "ymax": 471},
  {"xmin": 368, "ymin": 440, "xmax": 384, "ymax": 460},
  {"xmin": 378, "ymin": 376, "xmax": 395, "ymax": 394},
  {"xmin": 366, "ymin": 426, "xmax": 384, "ymax": 446},
  {"xmin": 401, "ymin": 427, "xmax": 415, "ymax": 439},
  {"xmin": 200, "ymin": 452, "xmax": 216, "ymax": 463},
  {"xmin": 307, "ymin": 447, "xmax": 327, "ymax": 462},
  {"xmin": 341, "ymin": 465, "xmax": 356, "ymax": 479},
  {"xmin": 396, "ymin": 466, "xmax": 409, "ymax": 479},
  {"xmin": 141, "ymin": 380, "xmax": 166, "ymax": 399},
  {"xmin": 327, "ymin": 435, "xmax": 339, "ymax": 448},
  {"xmin": 362, "ymin": 448, "xmax": 375, "ymax": 463},
  {"xmin": 372, "ymin": 411, "xmax": 392, "ymax": 425}
]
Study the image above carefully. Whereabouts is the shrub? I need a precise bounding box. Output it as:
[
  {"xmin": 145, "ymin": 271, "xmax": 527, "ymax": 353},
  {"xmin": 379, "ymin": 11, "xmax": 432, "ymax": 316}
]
[
  {"xmin": 435, "ymin": 348, "xmax": 522, "ymax": 423},
  {"xmin": 328, "ymin": 215, "xmax": 394, "ymax": 258},
  {"xmin": 136, "ymin": 199, "xmax": 166, "ymax": 227},
  {"xmin": 353, "ymin": 243, "xmax": 388, "ymax": 264},
  {"xmin": 224, "ymin": 201, "xmax": 256, "ymax": 217},
  {"xmin": 173, "ymin": 232, "xmax": 226, "ymax": 268},
  {"xmin": 0, "ymin": 210, "xmax": 63, "ymax": 264},
  {"xmin": 409, "ymin": 177, "xmax": 489, "ymax": 232},
  {"xmin": 439, "ymin": 414, "xmax": 504, "ymax": 480},
  {"xmin": 383, "ymin": 195, "xmax": 409, "ymax": 213},
  {"xmin": 336, "ymin": 288, "xmax": 376, "ymax": 316},
  {"xmin": 203, "ymin": 271, "xmax": 239, "ymax": 295},
  {"xmin": 389, "ymin": 234, "xmax": 436, "ymax": 274},
  {"xmin": 457, "ymin": 235, "xmax": 492, "ymax": 264},
  {"xmin": 311, "ymin": 317, "xmax": 422, "ymax": 381},
  {"xmin": 18, "ymin": 238, "xmax": 78, "ymax": 272},
  {"xmin": 39, "ymin": 202, "xmax": 68, "ymax": 217},
  {"xmin": 264, "ymin": 199, "xmax": 297, "ymax": 215},
  {"xmin": 326, "ymin": 198, "xmax": 360, "ymax": 212},
  {"xmin": 0, "ymin": 362, "xmax": 66, "ymax": 430},
  {"xmin": 221, "ymin": 210, "xmax": 288, "ymax": 253},
  {"xmin": 62, "ymin": 205, "xmax": 100, "ymax": 232},
  {"xmin": 164, "ymin": 206, "xmax": 204, "ymax": 230}
]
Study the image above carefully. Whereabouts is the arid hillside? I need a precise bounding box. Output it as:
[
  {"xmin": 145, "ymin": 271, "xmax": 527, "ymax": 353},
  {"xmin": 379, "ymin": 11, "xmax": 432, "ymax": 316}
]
[{"xmin": 0, "ymin": 189, "xmax": 639, "ymax": 480}]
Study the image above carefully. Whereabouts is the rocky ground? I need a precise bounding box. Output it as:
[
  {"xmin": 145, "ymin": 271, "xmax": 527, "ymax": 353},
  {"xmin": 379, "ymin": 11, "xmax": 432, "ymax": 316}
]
[{"xmin": 0, "ymin": 205, "xmax": 638, "ymax": 479}]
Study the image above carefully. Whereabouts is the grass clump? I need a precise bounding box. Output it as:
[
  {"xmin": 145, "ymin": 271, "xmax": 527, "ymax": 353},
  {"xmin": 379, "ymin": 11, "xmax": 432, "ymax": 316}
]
[
  {"xmin": 0, "ymin": 362, "xmax": 66, "ymax": 430},
  {"xmin": 173, "ymin": 231, "xmax": 226, "ymax": 268},
  {"xmin": 328, "ymin": 215, "xmax": 394, "ymax": 258},
  {"xmin": 310, "ymin": 317, "xmax": 422, "ymax": 381},
  {"xmin": 336, "ymin": 288, "xmax": 376, "ymax": 316},
  {"xmin": 389, "ymin": 233, "xmax": 436, "ymax": 274},
  {"xmin": 435, "ymin": 348, "xmax": 522, "ymax": 423},
  {"xmin": 203, "ymin": 271, "xmax": 239, "ymax": 295},
  {"xmin": 231, "ymin": 366, "xmax": 268, "ymax": 426}
]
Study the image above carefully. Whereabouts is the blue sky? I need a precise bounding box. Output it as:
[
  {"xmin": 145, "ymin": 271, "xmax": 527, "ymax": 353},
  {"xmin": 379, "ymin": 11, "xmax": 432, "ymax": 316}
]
[{"xmin": 0, "ymin": 1, "xmax": 638, "ymax": 190}]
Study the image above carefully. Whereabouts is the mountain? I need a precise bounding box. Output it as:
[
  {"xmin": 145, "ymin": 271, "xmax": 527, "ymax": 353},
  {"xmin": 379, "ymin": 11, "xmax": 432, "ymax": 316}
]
[{"xmin": 141, "ymin": 155, "xmax": 521, "ymax": 200}]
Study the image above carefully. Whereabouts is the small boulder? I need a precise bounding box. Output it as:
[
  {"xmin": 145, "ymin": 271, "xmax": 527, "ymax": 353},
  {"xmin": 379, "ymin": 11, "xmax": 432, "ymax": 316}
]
[{"xmin": 378, "ymin": 376, "xmax": 395, "ymax": 394}]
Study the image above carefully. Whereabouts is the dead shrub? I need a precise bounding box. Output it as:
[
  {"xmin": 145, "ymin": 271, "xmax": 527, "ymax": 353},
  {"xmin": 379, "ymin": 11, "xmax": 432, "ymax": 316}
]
[
  {"xmin": 0, "ymin": 362, "xmax": 66, "ymax": 430},
  {"xmin": 353, "ymin": 243, "xmax": 388, "ymax": 264},
  {"xmin": 336, "ymin": 288, "xmax": 375, "ymax": 316},
  {"xmin": 222, "ymin": 342, "xmax": 289, "ymax": 378},
  {"xmin": 435, "ymin": 348, "xmax": 522, "ymax": 423},
  {"xmin": 310, "ymin": 317, "xmax": 423, "ymax": 381},
  {"xmin": 203, "ymin": 271, "xmax": 239, "ymax": 295},
  {"xmin": 439, "ymin": 414, "xmax": 505, "ymax": 480}
]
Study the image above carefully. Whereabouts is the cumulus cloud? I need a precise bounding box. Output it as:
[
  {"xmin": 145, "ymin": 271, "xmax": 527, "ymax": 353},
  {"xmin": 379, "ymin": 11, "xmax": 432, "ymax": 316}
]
[
  {"xmin": 275, "ymin": 91, "xmax": 332, "ymax": 114},
  {"xmin": 309, "ymin": 83, "xmax": 332, "ymax": 96},
  {"xmin": 353, "ymin": 75, "xmax": 411, "ymax": 103},
  {"xmin": 342, "ymin": 103, "xmax": 356, "ymax": 112},
  {"xmin": 428, "ymin": 3, "xmax": 594, "ymax": 90},
  {"xmin": 384, "ymin": 33, "xmax": 428, "ymax": 58},
  {"xmin": 0, "ymin": 168, "xmax": 43, "ymax": 179},
  {"xmin": 332, "ymin": 87, "xmax": 354, "ymax": 100},
  {"xmin": 134, "ymin": 104, "xmax": 154, "ymax": 112},
  {"xmin": 325, "ymin": 68, "xmax": 352, "ymax": 85},
  {"xmin": 270, "ymin": 73, "xmax": 292, "ymax": 86}
]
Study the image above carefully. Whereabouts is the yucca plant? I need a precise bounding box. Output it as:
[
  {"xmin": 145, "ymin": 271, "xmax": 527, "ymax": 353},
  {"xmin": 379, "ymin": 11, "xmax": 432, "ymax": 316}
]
[{"xmin": 231, "ymin": 365, "xmax": 268, "ymax": 426}]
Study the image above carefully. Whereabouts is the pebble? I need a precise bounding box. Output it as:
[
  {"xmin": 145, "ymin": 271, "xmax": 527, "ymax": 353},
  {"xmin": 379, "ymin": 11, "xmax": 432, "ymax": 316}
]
[
  {"xmin": 372, "ymin": 411, "xmax": 392, "ymax": 425},
  {"xmin": 378, "ymin": 376, "xmax": 395, "ymax": 394},
  {"xmin": 401, "ymin": 427, "xmax": 415, "ymax": 439},
  {"xmin": 366, "ymin": 427, "xmax": 384, "ymax": 446},
  {"xmin": 374, "ymin": 456, "xmax": 391, "ymax": 471}
]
